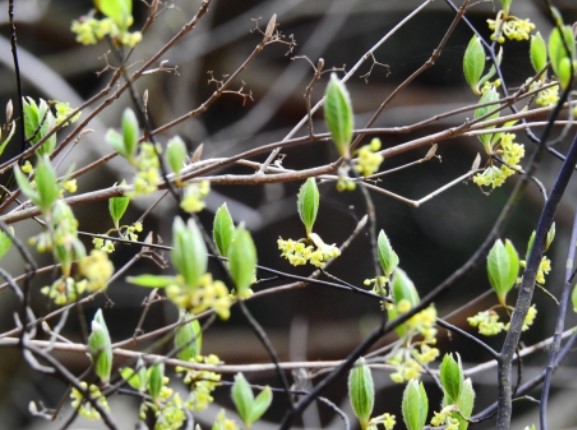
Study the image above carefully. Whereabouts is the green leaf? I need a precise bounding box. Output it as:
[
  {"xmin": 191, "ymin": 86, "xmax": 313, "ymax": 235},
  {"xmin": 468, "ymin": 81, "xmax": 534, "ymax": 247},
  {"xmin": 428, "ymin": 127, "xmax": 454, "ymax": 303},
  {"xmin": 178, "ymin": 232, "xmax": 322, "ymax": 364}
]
[
  {"xmin": 572, "ymin": 283, "xmax": 577, "ymax": 313},
  {"xmin": 171, "ymin": 217, "xmax": 208, "ymax": 287},
  {"xmin": 487, "ymin": 239, "xmax": 519, "ymax": 306},
  {"xmin": 228, "ymin": 225, "xmax": 257, "ymax": 297},
  {"xmin": 546, "ymin": 223, "xmax": 556, "ymax": 251},
  {"xmin": 0, "ymin": 120, "xmax": 15, "ymax": 157},
  {"xmin": 474, "ymin": 87, "xmax": 500, "ymax": 151},
  {"xmin": 348, "ymin": 358, "xmax": 374, "ymax": 426},
  {"xmin": 213, "ymin": 203, "xmax": 236, "ymax": 257},
  {"xmin": 106, "ymin": 129, "xmax": 126, "ymax": 157},
  {"xmin": 95, "ymin": 0, "xmax": 133, "ymax": 29},
  {"xmin": 463, "ymin": 36, "xmax": 486, "ymax": 94},
  {"xmin": 120, "ymin": 365, "xmax": 146, "ymax": 391},
  {"xmin": 297, "ymin": 177, "xmax": 319, "ymax": 236},
  {"xmin": 388, "ymin": 268, "xmax": 420, "ymax": 337},
  {"xmin": 440, "ymin": 353, "xmax": 463, "ymax": 404},
  {"xmin": 474, "ymin": 87, "xmax": 500, "ymax": 123},
  {"xmin": 249, "ymin": 386, "xmax": 272, "ymax": 424},
  {"xmin": 122, "ymin": 108, "xmax": 139, "ymax": 160},
  {"xmin": 109, "ymin": 195, "xmax": 130, "ymax": 229},
  {"xmin": 548, "ymin": 25, "xmax": 576, "ymax": 89},
  {"xmin": 88, "ymin": 309, "xmax": 113, "ymax": 384},
  {"xmin": 500, "ymin": 0, "xmax": 512, "ymax": 13},
  {"xmin": 455, "ymin": 378, "xmax": 475, "ymax": 430},
  {"xmin": 35, "ymin": 156, "xmax": 59, "ymax": 213},
  {"xmin": 166, "ymin": 136, "xmax": 187, "ymax": 177},
  {"xmin": 324, "ymin": 73, "xmax": 354, "ymax": 158},
  {"xmin": 147, "ymin": 362, "xmax": 164, "ymax": 400},
  {"xmin": 402, "ymin": 379, "xmax": 428, "ymax": 430},
  {"xmin": 232, "ymin": 373, "xmax": 254, "ymax": 426},
  {"xmin": 127, "ymin": 274, "xmax": 176, "ymax": 288},
  {"xmin": 530, "ymin": 32, "xmax": 547, "ymax": 73},
  {"xmin": 13, "ymin": 164, "xmax": 39, "ymax": 205},
  {"xmin": 175, "ymin": 313, "xmax": 202, "ymax": 361},
  {"xmin": 377, "ymin": 229, "xmax": 399, "ymax": 277},
  {"xmin": 23, "ymin": 97, "xmax": 56, "ymax": 156},
  {"xmin": 0, "ymin": 227, "xmax": 13, "ymax": 260}
]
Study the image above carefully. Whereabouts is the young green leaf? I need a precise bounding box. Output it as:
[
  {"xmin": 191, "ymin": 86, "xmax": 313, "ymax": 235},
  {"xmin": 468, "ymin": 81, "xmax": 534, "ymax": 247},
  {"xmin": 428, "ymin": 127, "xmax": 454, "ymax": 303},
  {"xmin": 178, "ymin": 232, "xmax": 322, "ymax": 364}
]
[
  {"xmin": 232, "ymin": 373, "xmax": 254, "ymax": 426},
  {"xmin": 213, "ymin": 203, "xmax": 236, "ymax": 257},
  {"xmin": 463, "ymin": 35, "xmax": 486, "ymax": 94},
  {"xmin": 548, "ymin": 25, "xmax": 576, "ymax": 89},
  {"xmin": 13, "ymin": 164, "xmax": 39, "ymax": 205},
  {"xmin": 439, "ymin": 353, "xmax": 463, "ymax": 404},
  {"xmin": 108, "ymin": 195, "xmax": 130, "ymax": 229},
  {"xmin": 487, "ymin": 239, "xmax": 519, "ymax": 306},
  {"xmin": 174, "ymin": 313, "xmax": 202, "ymax": 361},
  {"xmin": 455, "ymin": 378, "xmax": 475, "ymax": 430},
  {"xmin": 171, "ymin": 217, "xmax": 208, "ymax": 287},
  {"xmin": 499, "ymin": 0, "xmax": 512, "ymax": 14},
  {"xmin": 0, "ymin": 227, "xmax": 13, "ymax": 260},
  {"xmin": 402, "ymin": 379, "xmax": 428, "ymax": 430},
  {"xmin": 297, "ymin": 177, "xmax": 319, "ymax": 236},
  {"xmin": 122, "ymin": 108, "xmax": 139, "ymax": 160},
  {"xmin": 530, "ymin": 32, "xmax": 547, "ymax": 74},
  {"xmin": 23, "ymin": 97, "xmax": 56, "ymax": 156},
  {"xmin": 88, "ymin": 309, "xmax": 113, "ymax": 384},
  {"xmin": 0, "ymin": 120, "xmax": 15, "ymax": 157},
  {"xmin": 166, "ymin": 136, "xmax": 187, "ymax": 177},
  {"xmin": 546, "ymin": 223, "xmax": 556, "ymax": 251},
  {"xmin": 324, "ymin": 73, "xmax": 354, "ymax": 158},
  {"xmin": 95, "ymin": 0, "xmax": 132, "ymax": 29},
  {"xmin": 249, "ymin": 386, "xmax": 272, "ymax": 424},
  {"xmin": 35, "ymin": 156, "xmax": 59, "ymax": 213},
  {"xmin": 147, "ymin": 362, "xmax": 164, "ymax": 400},
  {"xmin": 228, "ymin": 225, "xmax": 257, "ymax": 298},
  {"xmin": 474, "ymin": 87, "xmax": 500, "ymax": 151},
  {"xmin": 348, "ymin": 358, "xmax": 374, "ymax": 427},
  {"xmin": 120, "ymin": 366, "xmax": 146, "ymax": 391},
  {"xmin": 377, "ymin": 229, "xmax": 399, "ymax": 277},
  {"xmin": 126, "ymin": 274, "xmax": 176, "ymax": 288},
  {"xmin": 388, "ymin": 268, "xmax": 420, "ymax": 337}
]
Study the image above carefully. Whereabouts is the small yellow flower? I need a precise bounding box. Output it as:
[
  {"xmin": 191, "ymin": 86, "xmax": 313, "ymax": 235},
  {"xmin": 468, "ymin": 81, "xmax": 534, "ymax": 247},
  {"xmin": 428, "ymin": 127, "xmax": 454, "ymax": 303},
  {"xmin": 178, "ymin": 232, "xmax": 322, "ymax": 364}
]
[
  {"xmin": 468, "ymin": 310, "xmax": 505, "ymax": 336},
  {"xmin": 79, "ymin": 249, "xmax": 114, "ymax": 292},
  {"xmin": 180, "ymin": 181, "xmax": 210, "ymax": 213},
  {"xmin": 354, "ymin": 138, "xmax": 384, "ymax": 177}
]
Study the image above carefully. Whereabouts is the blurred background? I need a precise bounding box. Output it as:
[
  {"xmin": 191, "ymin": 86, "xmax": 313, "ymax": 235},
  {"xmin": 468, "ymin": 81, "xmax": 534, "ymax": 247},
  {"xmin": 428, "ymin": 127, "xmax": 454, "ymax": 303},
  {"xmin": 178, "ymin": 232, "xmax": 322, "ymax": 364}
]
[{"xmin": 1, "ymin": 0, "xmax": 577, "ymax": 428}]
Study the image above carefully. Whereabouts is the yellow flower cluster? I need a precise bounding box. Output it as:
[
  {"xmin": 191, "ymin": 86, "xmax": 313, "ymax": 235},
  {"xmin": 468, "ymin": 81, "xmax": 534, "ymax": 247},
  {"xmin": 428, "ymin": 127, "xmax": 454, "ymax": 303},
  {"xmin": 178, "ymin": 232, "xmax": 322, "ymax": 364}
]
[
  {"xmin": 368, "ymin": 412, "xmax": 397, "ymax": 430},
  {"xmin": 431, "ymin": 408, "xmax": 460, "ymax": 430},
  {"xmin": 277, "ymin": 236, "xmax": 340, "ymax": 268},
  {"xmin": 473, "ymin": 133, "xmax": 525, "ymax": 189},
  {"xmin": 214, "ymin": 409, "xmax": 240, "ymax": 430},
  {"xmin": 536, "ymin": 256, "xmax": 552, "ymax": 285},
  {"xmin": 386, "ymin": 304, "xmax": 439, "ymax": 383},
  {"xmin": 126, "ymin": 142, "xmax": 161, "ymax": 198},
  {"xmin": 71, "ymin": 17, "xmax": 142, "ymax": 47},
  {"xmin": 166, "ymin": 274, "xmax": 232, "ymax": 319},
  {"xmin": 467, "ymin": 310, "xmax": 505, "ymax": 336},
  {"xmin": 529, "ymin": 81, "xmax": 560, "ymax": 107},
  {"xmin": 41, "ymin": 276, "xmax": 85, "ymax": 305},
  {"xmin": 468, "ymin": 305, "xmax": 537, "ymax": 336},
  {"xmin": 180, "ymin": 181, "xmax": 210, "ymax": 213},
  {"xmin": 62, "ymin": 179, "xmax": 78, "ymax": 194},
  {"xmin": 179, "ymin": 354, "xmax": 222, "ymax": 411},
  {"xmin": 488, "ymin": 15, "xmax": 535, "ymax": 43},
  {"xmin": 505, "ymin": 305, "xmax": 537, "ymax": 332},
  {"xmin": 79, "ymin": 250, "xmax": 114, "ymax": 292},
  {"xmin": 53, "ymin": 101, "xmax": 81, "ymax": 126},
  {"xmin": 140, "ymin": 385, "xmax": 187, "ymax": 430},
  {"xmin": 70, "ymin": 382, "xmax": 110, "ymax": 420},
  {"xmin": 354, "ymin": 138, "xmax": 384, "ymax": 177},
  {"xmin": 93, "ymin": 237, "xmax": 116, "ymax": 253}
]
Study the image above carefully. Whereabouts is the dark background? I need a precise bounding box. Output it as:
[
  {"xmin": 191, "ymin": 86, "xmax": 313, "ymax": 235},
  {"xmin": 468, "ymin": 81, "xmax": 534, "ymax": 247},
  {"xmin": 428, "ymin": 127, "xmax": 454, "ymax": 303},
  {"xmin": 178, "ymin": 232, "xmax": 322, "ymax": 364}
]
[{"xmin": 1, "ymin": 0, "xmax": 577, "ymax": 429}]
